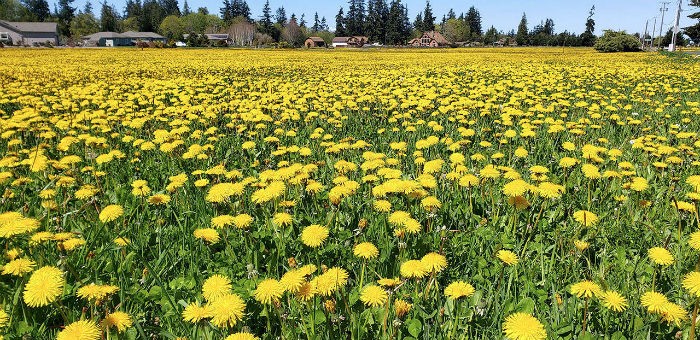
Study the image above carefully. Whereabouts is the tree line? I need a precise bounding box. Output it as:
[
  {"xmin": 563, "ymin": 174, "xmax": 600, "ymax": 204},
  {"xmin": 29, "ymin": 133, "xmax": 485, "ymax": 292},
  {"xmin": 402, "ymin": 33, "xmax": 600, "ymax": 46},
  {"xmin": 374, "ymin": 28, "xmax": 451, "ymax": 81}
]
[{"xmin": 2, "ymin": 0, "xmax": 698, "ymax": 47}]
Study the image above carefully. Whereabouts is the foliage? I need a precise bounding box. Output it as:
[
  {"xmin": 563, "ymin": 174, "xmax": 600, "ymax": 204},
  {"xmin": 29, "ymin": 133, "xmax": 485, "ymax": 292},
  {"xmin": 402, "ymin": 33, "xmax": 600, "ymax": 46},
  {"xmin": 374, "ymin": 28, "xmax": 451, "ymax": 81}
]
[
  {"xmin": 159, "ymin": 14, "xmax": 185, "ymax": 41},
  {"xmin": 594, "ymin": 30, "xmax": 641, "ymax": 52},
  {"xmin": 69, "ymin": 11, "xmax": 99, "ymax": 38}
]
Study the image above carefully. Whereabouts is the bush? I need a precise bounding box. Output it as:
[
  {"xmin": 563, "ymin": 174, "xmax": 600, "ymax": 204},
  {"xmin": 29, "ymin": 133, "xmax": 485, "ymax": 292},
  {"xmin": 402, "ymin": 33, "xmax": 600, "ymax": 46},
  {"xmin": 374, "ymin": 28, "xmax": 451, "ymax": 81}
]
[{"xmin": 594, "ymin": 30, "xmax": 641, "ymax": 52}]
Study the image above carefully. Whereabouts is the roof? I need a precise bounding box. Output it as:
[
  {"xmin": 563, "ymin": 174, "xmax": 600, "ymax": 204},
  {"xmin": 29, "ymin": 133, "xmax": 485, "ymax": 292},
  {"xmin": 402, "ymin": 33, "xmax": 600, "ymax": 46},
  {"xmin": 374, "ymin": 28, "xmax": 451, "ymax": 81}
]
[
  {"xmin": 306, "ymin": 37, "xmax": 324, "ymax": 42},
  {"xmin": 83, "ymin": 32, "xmax": 127, "ymax": 40},
  {"xmin": 421, "ymin": 31, "xmax": 450, "ymax": 45},
  {"xmin": 332, "ymin": 37, "xmax": 350, "ymax": 43},
  {"xmin": 0, "ymin": 20, "xmax": 57, "ymax": 33},
  {"xmin": 121, "ymin": 31, "xmax": 165, "ymax": 39}
]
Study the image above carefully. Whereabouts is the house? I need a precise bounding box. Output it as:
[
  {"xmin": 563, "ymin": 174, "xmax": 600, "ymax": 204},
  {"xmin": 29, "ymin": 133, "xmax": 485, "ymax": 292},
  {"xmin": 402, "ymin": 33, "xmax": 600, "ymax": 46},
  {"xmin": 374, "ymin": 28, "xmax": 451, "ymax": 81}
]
[
  {"xmin": 332, "ymin": 36, "xmax": 368, "ymax": 48},
  {"xmin": 183, "ymin": 33, "xmax": 230, "ymax": 44},
  {"xmin": 0, "ymin": 20, "xmax": 58, "ymax": 46},
  {"xmin": 82, "ymin": 31, "xmax": 166, "ymax": 47},
  {"xmin": 408, "ymin": 31, "xmax": 450, "ymax": 47},
  {"xmin": 304, "ymin": 37, "xmax": 325, "ymax": 48}
]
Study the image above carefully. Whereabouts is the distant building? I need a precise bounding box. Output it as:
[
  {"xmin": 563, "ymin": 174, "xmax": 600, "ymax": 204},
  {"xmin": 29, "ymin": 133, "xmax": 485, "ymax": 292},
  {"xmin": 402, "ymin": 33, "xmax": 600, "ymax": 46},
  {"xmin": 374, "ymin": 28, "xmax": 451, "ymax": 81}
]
[
  {"xmin": 183, "ymin": 33, "xmax": 229, "ymax": 44},
  {"xmin": 0, "ymin": 20, "xmax": 58, "ymax": 46},
  {"xmin": 408, "ymin": 31, "xmax": 450, "ymax": 47},
  {"xmin": 332, "ymin": 36, "xmax": 368, "ymax": 48},
  {"xmin": 305, "ymin": 37, "xmax": 325, "ymax": 48},
  {"xmin": 82, "ymin": 31, "xmax": 166, "ymax": 47}
]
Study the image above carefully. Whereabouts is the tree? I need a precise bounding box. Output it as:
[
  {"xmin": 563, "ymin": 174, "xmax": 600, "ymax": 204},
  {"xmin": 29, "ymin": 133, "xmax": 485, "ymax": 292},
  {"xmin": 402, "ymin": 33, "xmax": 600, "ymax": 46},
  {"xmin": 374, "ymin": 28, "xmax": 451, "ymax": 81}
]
[
  {"xmin": 70, "ymin": 11, "xmax": 98, "ymax": 37},
  {"xmin": 594, "ymin": 30, "xmax": 640, "ymax": 52},
  {"xmin": 581, "ymin": 6, "xmax": 595, "ymax": 46},
  {"xmin": 221, "ymin": 0, "xmax": 250, "ymax": 24},
  {"xmin": 83, "ymin": 1, "xmax": 93, "ymax": 14},
  {"xmin": 23, "ymin": 0, "xmax": 51, "ymax": 21},
  {"xmin": 413, "ymin": 13, "xmax": 422, "ymax": 33},
  {"xmin": 335, "ymin": 7, "xmax": 346, "ymax": 36},
  {"xmin": 483, "ymin": 25, "xmax": 498, "ymax": 45},
  {"xmin": 275, "ymin": 6, "xmax": 286, "ymax": 25},
  {"xmin": 442, "ymin": 17, "xmax": 468, "ymax": 43},
  {"xmin": 465, "ymin": 6, "xmax": 481, "ymax": 39},
  {"xmin": 385, "ymin": 0, "xmax": 409, "ymax": 45},
  {"xmin": 544, "ymin": 18, "xmax": 554, "ymax": 36},
  {"xmin": 516, "ymin": 12, "xmax": 528, "ymax": 46},
  {"xmin": 57, "ymin": 0, "xmax": 76, "ymax": 37},
  {"xmin": 421, "ymin": 0, "xmax": 434, "ymax": 32},
  {"xmin": 365, "ymin": 0, "xmax": 388, "ymax": 43},
  {"xmin": 182, "ymin": 0, "xmax": 190, "ymax": 15},
  {"xmin": 226, "ymin": 15, "xmax": 255, "ymax": 45},
  {"xmin": 661, "ymin": 27, "xmax": 687, "ymax": 46},
  {"xmin": 160, "ymin": 0, "xmax": 179, "ymax": 17},
  {"xmin": 282, "ymin": 18, "xmax": 305, "ymax": 47},
  {"xmin": 299, "ymin": 13, "xmax": 306, "ymax": 28},
  {"xmin": 141, "ymin": 0, "xmax": 163, "ymax": 32},
  {"xmin": 312, "ymin": 12, "xmax": 320, "ymax": 32},
  {"xmin": 159, "ymin": 14, "xmax": 184, "ymax": 40},
  {"xmin": 182, "ymin": 11, "xmax": 221, "ymax": 33},
  {"xmin": 259, "ymin": 0, "xmax": 273, "ymax": 35},
  {"xmin": 100, "ymin": 2, "xmax": 118, "ymax": 32},
  {"xmin": 320, "ymin": 16, "xmax": 328, "ymax": 31},
  {"xmin": 685, "ymin": 0, "xmax": 700, "ymax": 43},
  {"xmin": 346, "ymin": 0, "xmax": 366, "ymax": 35}
]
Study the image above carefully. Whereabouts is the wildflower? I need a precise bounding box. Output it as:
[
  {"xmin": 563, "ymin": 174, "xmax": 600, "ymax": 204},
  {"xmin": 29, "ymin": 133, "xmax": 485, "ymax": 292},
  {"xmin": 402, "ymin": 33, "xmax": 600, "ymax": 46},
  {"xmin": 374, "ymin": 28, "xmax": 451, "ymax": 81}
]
[
  {"xmin": 353, "ymin": 242, "xmax": 379, "ymax": 259},
  {"xmin": 202, "ymin": 274, "xmax": 232, "ymax": 301},
  {"xmin": 360, "ymin": 285, "xmax": 388, "ymax": 307},
  {"xmin": 690, "ymin": 231, "xmax": 700, "ymax": 251},
  {"xmin": 253, "ymin": 279, "xmax": 284, "ymax": 305},
  {"xmin": 225, "ymin": 332, "xmax": 260, "ymax": 340},
  {"xmin": 400, "ymin": 260, "xmax": 426, "ymax": 279},
  {"xmin": 421, "ymin": 252, "xmax": 447, "ymax": 273},
  {"xmin": 272, "ymin": 213, "xmax": 293, "ymax": 227},
  {"xmin": 502, "ymin": 179, "xmax": 529, "ymax": 197},
  {"xmin": 502, "ymin": 313, "xmax": 547, "ymax": 340},
  {"xmin": 194, "ymin": 228, "xmax": 220, "ymax": 244},
  {"xmin": 600, "ymin": 291, "xmax": 628, "ymax": 312},
  {"xmin": 207, "ymin": 293, "xmax": 246, "ymax": 328},
  {"xmin": 574, "ymin": 240, "xmax": 589, "ymax": 251},
  {"xmin": 99, "ymin": 205, "xmax": 124, "ymax": 223},
  {"xmin": 182, "ymin": 302, "xmax": 212, "ymax": 323},
  {"xmin": 497, "ymin": 250, "xmax": 519, "ymax": 266},
  {"xmin": 102, "ymin": 311, "xmax": 133, "ymax": 333},
  {"xmin": 148, "ymin": 194, "xmax": 171, "ymax": 205},
  {"xmin": 641, "ymin": 291, "xmax": 669, "ymax": 313},
  {"xmin": 56, "ymin": 320, "xmax": 100, "ymax": 340},
  {"xmin": 301, "ymin": 224, "xmax": 329, "ymax": 248},
  {"xmin": 23, "ymin": 266, "xmax": 65, "ymax": 307},
  {"xmin": 682, "ymin": 272, "xmax": 700, "ymax": 297},
  {"xmin": 569, "ymin": 280, "xmax": 601, "ymax": 298},
  {"xmin": 2, "ymin": 258, "xmax": 35, "ymax": 276},
  {"xmin": 77, "ymin": 283, "xmax": 119, "ymax": 303},
  {"xmin": 573, "ymin": 210, "xmax": 598, "ymax": 227},
  {"xmin": 444, "ymin": 281, "xmax": 475, "ymax": 300},
  {"xmin": 394, "ymin": 299, "xmax": 412, "ymax": 318},
  {"xmin": 648, "ymin": 247, "xmax": 674, "ymax": 266}
]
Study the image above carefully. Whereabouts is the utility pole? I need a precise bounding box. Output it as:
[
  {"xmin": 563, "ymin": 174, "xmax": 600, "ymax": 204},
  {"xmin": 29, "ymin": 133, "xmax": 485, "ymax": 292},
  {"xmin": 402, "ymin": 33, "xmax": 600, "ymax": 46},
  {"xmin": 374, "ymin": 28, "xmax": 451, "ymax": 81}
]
[
  {"xmin": 643, "ymin": 19, "xmax": 649, "ymax": 50},
  {"xmin": 658, "ymin": 2, "xmax": 670, "ymax": 50},
  {"xmin": 651, "ymin": 16, "xmax": 657, "ymax": 50},
  {"xmin": 670, "ymin": 0, "xmax": 682, "ymax": 51}
]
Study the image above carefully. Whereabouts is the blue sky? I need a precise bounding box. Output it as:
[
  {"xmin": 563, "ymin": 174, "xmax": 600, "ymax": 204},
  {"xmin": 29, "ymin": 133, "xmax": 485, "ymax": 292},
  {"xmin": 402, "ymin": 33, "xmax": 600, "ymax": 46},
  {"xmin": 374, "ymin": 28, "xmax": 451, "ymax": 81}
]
[{"xmin": 75, "ymin": 0, "xmax": 696, "ymax": 36}]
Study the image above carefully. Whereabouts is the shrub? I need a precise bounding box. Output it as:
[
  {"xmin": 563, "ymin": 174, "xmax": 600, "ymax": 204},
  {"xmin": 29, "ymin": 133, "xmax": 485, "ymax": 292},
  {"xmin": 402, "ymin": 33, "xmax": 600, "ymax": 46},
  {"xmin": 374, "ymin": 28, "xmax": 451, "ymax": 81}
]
[{"xmin": 594, "ymin": 30, "xmax": 641, "ymax": 52}]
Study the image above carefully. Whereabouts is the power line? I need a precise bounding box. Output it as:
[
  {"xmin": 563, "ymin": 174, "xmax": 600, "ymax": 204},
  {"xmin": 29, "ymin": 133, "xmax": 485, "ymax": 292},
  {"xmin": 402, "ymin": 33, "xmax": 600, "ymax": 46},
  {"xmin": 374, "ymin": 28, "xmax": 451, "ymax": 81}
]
[{"xmin": 658, "ymin": 1, "xmax": 670, "ymax": 50}]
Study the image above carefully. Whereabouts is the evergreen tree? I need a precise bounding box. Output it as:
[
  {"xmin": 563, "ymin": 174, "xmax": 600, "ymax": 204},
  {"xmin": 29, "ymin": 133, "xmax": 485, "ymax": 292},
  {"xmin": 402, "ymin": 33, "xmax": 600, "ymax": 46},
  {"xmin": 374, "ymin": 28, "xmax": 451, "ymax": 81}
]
[
  {"xmin": 299, "ymin": 13, "xmax": 306, "ymax": 27},
  {"xmin": 160, "ymin": 0, "xmax": 179, "ymax": 16},
  {"xmin": 516, "ymin": 12, "xmax": 528, "ymax": 45},
  {"xmin": 421, "ymin": 0, "xmax": 434, "ymax": 32},
  {"xmin": 275, "ymin": 6, "xmax": 286, "ymax": 25},
  {"xmin": 221, "ymin": 0, "xmax": 250, "ymax": 24},
  {"xmin": 543, "ymin": 18, "xmax": 554, "ymax": 36},
  {"xmin": 320, "ymin": 16, "xmax": 327, "ymax": 31},
  {"xmin": 465, "ymin": 6, "xmax": 481, "ymax": 38},
  {"xmin": 413, "ymin": 13, "xmax": 422, "ymax": 33},
  {"xmin": 100, "ymin": 1, "xmax": 118, "ymax": 31},
  {"xmin": 259, "ymin": 0, "xmax": 273, "ymax": 35},
  {"xmin": 23, "ymin": 0, "xmax": 51, "ymax": 20},
  {"xmin": 346, "ymin": 0, "xmax": 366, "ymax": 35},
  {"xmin": 70, "ymin": 10, "xmax": 99, "ymax": 37},
  {"xmin": 57, "ymin": 0, "xmax": 76, "ymax": 37},
  {"xmin": 483, "ymin": 25, "xmax": 498, "ymax": 44},
  {"xmin": 446, "ymin": 8, "xmax": 455, "ymax": 20},
  {"xmin": 220, "ymin": 0, "xmax": 231, "ymax": 23},
  {"xmin": 141, "ymin": 0, "xmax": 163, "ymax": 32},
  {"xmin": 365, "ymin": 0, "xmax": 387, "ymax": 43},
  {"xmin": 580, "ymin": 5, "xmax": 595, "ymax": 46},
  {"xmin": 83, "ymin": 1, "xmax": 92, "ymax": 14},
  {"xmin": 386, "ymin": 0, "xmax": 409, "ymax": 45},
  {"xmin": 182, "ymin": 0, "xmax": 190, "ymax": 15},
  {"xmin": 312, "ymin": 12, "xmax": 320, "ymax": 32},
  {"xmin": 335, "ymin": 7, "xmax": 346, "ymax": 36}
]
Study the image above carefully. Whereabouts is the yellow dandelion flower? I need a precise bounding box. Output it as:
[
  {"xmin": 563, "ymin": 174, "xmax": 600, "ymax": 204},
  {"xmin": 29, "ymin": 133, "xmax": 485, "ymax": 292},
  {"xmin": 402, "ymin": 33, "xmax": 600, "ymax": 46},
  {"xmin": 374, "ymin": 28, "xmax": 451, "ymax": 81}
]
[
  {"xmin": 2, "ymin": 258, "xmax": 35, "ymax": 276},
  {"xmin": 502, "ymin": 313, "xmax": 547, "ymax": 340},
  {"xmin": 193, "ymin": 228, "xmax": 220, "ymax": 244},
  {"xmin": 353, "ymin": 242, "xmax": 379, "ymax": 259},
  {"xmin": 301, "ymin": 224, "xmax": 329, "ymax": 248},
  {"xmin": 206, "ymin": 293, "xmax": 246, "ymax": 328},
  {"xmin": 56, "ymin": 320, "xmax": 100, "ymax": 340},
  {"xmin": 600, "ymin": 291, "xmax": 628, "ymax": 312},
  {"xmin": 421, "ymin": 252, "xmax": 447, "ymax": 273},
  {"xmin": 641, "ymin": 291, "xmax": 669, "ymax": 313},
  {"xmin": 182, "ymin": 302, "xmax": 212, "ymax": 323},
  {"xmin": 99, "ymin": 205, "xmax": 124, "ymax": 223},
  {"xmin": 360, "ymin": 285, "xmax": 388, "ymax": 307},
  {"xmin": 444, "ymin": 281, "xmax": 475, "ymax": 300},
  {"xmin": 102, "ymin": 311, "xmax": 133, "ymax": 333},
  {"xmin": 569, "ymin": 280, "xmax": 601, "ymax": 299},
  {"xmin": 648, "ymin": 247, "xmax": 674, "ymax": 266},
  {"xmin": 400, "ymin": 260, "xmax": 427, "ymax": 279},
  {"xmin": 394, "ymin": 298, "xmax": 412, "ymax": 318},
  {"xmin": 573, "ymin": 210, "xmax": 598, "ymax": 227},
  {"xmin": 253, "ymin": 279, "xmax": 284, "ymax": 305},
  {"xmin": 224, "ymin": 332, "xmax": 260, "ymax": 340},
  {"xmin": 202, "ymin": 274, "xmax": 232, "ymax": 301},
  {"xmin": 23, "ymin": 266, "xmax": 64, "ymax": 307},
  {"xmin": 497, "ymin": 250, "xmax": 519, "ymax": 266}
]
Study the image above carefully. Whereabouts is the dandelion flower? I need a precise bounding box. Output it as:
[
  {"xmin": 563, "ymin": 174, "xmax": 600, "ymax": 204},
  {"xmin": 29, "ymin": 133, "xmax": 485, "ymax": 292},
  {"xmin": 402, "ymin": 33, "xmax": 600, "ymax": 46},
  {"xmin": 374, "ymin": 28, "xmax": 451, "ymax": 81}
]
[
  {"xmin": 280, "ymin": 270, "xmax": 305, "ymax": 293},
  {"xmin": 641, "ymin": 291, "xmax": 669, "ymax": 313},
  {"xmin": 360, "ymin": 285, "xmax": 388, "ymax": 307},
  {"xmin": 353, "ymin": 242, "xmax": 379, "ymax": 259},
  {"xmin": 648, "ymin": 247, "xmax": 674, "ymax": 266},
  {"xmin": 600, "ymin": 291, "xmax": 628, "ymax": 312},
  {"xmin": 99, "ymin": 205, "xmax": 124, "ymax": 223},
  {"xmin": 659, "ymin": 302, "xmax": 688, "ymax": 326},
  {"xmin": 224, "ymin": 332, "xmax": 260, "ymax": 340},
  {"xmin": 272, "ymin": 213, "xmax": 293, "ymax": 227},
  {"xmin": 400, "ymin": 260, "xmax": 427, "ymax": 279},
  {"xmin": 23, "ymin": 266, "xmax": 64, "ymax": 307},
  {"xmin": 56, "ymin": 320, "xmax": 100, "ymax": 340},
  {"xmin": 573, "ymin": 210, "xmax": 598, "ymax": 227},
  {"xmin": 147, "ymin": 194, "xmax": 171, "ymax": 205},
  {"xmin": 194, "ymin": 228, "xmax": 220, "ymax": 244},
  {"xmin": 444, "ymin": 281, "xmax": 475, "ymax": 300},
  {"xmin": 502, "ymin": 313, "xmax": 547, "ymax": 340},
  {"xmin": 497, "ymin": 250, "xmax": 519, "ymax": 266},
  {"xmin": 206, "ymin": 293, "xmax": 246, "ymax": 328},
  {"xmin": 569, "ymin": 280, "xmax": 601, "ymax": 299},
  {"xmin": 394, "ymin": 298, "xmax": 412, "ymax": 318},
  {"xmin": 253, "ymin": 279, "xmax": 284, "ymax": 305},
  {"xmin": 682, "ymin": 272, "xmax": 700, "ymax": 297},
  {"xmin": 2, "ymin": 258, "xmax": 35, "ymax": 276},
  {"xmin": 202, "ymin": 274, "xmax": 232, "ymax": 301},
  {"xmin": 301, "ymin": 224, "xmax": 329, "ymax": 248},
  {"xmin": 77, "ymin": 283, "xmax": 119, "ymax": 303},
  {"xmin": 421, "ymin": 252, "xmax": 447, "ymax": 273},
  {"xmin": 102, "ymin": 311, "xmax": 133, "ymax": 333},
  {"xmin": 182, "ymin": 302, "xmax": 212, "ymax": 323}
]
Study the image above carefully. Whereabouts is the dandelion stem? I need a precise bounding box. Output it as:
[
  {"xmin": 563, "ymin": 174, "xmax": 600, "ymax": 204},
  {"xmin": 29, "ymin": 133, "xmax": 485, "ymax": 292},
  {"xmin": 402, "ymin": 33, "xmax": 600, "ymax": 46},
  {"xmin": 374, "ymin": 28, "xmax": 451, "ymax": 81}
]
[
  {"xmin": 581, "ymin": 298, "xmax": 588, "ymax": 335},
  {"xmin": 691, "ymin": 298, "xmax": 699, "ymax": 340}
]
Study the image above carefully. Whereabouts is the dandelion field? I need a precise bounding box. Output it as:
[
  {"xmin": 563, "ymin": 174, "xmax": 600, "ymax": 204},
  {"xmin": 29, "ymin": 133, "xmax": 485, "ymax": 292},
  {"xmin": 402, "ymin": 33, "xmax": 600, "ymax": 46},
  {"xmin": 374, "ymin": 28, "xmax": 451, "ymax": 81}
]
[{"xmin": 0, "ymin": 48, "xmax": 700, "ymax": 339}]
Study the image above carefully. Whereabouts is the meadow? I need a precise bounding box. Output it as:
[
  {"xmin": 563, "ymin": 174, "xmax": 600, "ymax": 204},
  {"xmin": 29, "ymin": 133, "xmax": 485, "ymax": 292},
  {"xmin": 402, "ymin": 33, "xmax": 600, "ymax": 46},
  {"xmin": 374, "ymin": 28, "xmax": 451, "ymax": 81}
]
[{"xmin": 0, "ymin": 47, "xmax": 699, "ymax": 339}]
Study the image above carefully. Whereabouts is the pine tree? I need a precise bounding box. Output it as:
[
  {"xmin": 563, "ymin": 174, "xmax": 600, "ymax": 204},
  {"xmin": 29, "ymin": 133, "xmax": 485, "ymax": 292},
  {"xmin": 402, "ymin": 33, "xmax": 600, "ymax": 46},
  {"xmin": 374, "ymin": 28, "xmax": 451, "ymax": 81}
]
[
  {"xmin": 516, "ymin": 12, "xmax": 528, "ymax": 46},
  {"xmin": 260, "ymin": 0, "xmax": 273, "ymax": 35},
  {"xmin": 182, "ymin": 0, "xmax": 190, "ymax": 15},
  {"xmin": 465, "ymin": 6, "xmax": 481, "ymax": 39},
  {"xmin": 413, "ymin": 13, "xmax": 422, "ymax": 32},
  {"xmin": 299, "ymin": 13, "xmax": 306, "ymax": 27},
  {"xmin": 312, "ymin": 12, "xmax": 320, "ymax": 32},
  {"xmin": 421, "ymin": 0, "xmax": 434, "ymax": 32},
  {"xmin": 687, "ymin": 0, "xmax": 700, "ymax": 43},
  {"xmin": 580, "ymin": 5, "xmax": 595, "ymax": 46},
  {"xmin": 365, "ymin": 0, "xmax": 387, "ymax": 43},
  {"xmin": 386, "ymin": 0, "xmax": 409, "ymax": 45},
  {"xmin": 335, "ymin": 7, "xmax": 346, "ymax": 36},
  {"xmin": 160, "ymin": 0, "xmax": 179, "ymax": 17},
  {"xmin": 320, "ymin": 17, "xmax": 327, "ymax": 31},
  {"xmin": 446, "ymin": 8, "xmax": 455, "ymax": 20},
  {"xmin": 83, "ymin": 1, "xmax": 92, "ymax": 14},
  {"xmin": 57, "ymin": 0, "xmax": 76, "ymax": 36},
  {"xmin": 23, "ymin": 0, "xmax": 51, "ymax": 20},
  {"xmin": 141, "ymin": 0, "xmax": 163, "ymax": 32},
  {"xmin": 100, "ymin": 1, "xmax": 118, "ymax": 31},
  {"xmin": 220, "ymin": 0, "xmax": 232, "ymax": 23},
  {"xmin": 275, "ymin": 6, "xmax": 286, "ymax": 25},
  {"xmin": 346, "ymin": 0, "xmax": 366, "ymax": 35}
]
